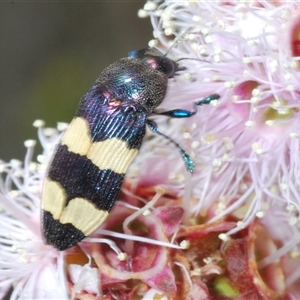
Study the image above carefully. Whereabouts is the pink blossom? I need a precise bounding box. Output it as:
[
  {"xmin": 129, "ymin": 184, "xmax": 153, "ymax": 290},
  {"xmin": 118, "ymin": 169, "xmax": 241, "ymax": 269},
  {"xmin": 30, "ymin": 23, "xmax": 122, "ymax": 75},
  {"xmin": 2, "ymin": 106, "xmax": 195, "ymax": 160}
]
[{"xmin": 1, "ymin": 1, "xmax": 300, "ymax": 299}]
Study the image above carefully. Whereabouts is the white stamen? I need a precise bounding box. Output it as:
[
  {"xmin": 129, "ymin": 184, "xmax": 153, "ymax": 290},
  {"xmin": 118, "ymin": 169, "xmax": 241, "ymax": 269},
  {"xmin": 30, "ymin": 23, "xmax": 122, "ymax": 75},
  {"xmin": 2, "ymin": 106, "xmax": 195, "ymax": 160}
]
[
  {"xmin": 245, "ymin": 120, "xmax": 254, "ymax": 127},
  {"xmin": 138, "ymin": 9, "xmax": 148, "ymax": 18},
  {"xmin": 256, "ymin": 211, "xmax": 264, "ymax": 218},
  {"xmin": 144, "ymin": 1, "xmax": 157, "ymax": 11},
  {"xmin": 287, "ymin": 205, "xmax": 295, "ymax": 212},
  {"xmin": 286, "ymin": 85, "xmax": 295, "ymax": 91},
  {"xmin": 243, "ymin": 70, "xmax": 250, "ymax": 76},
  {"xmin": 143, "ymin": 209, "xmax": 151, "ymax": 216},
  {"xmin": 118, "ymin": 252, "xmax": 128, "ymax": 261},
  {"xmin": 280, "ymin": 183, "xmax": 288, "ymax": 191},
  {"xmin": 24, "ymin": 140, "xmax": 36, "ymax": 148},
  {"xmin": 191, "ymin": 141, "xmax": 200, "ymax": 149},
  {"xmin": 57, "ymin": 122, "xmax": 69, "ymax": 131},
  {"xmin": 183, "ymin": 131, "xmax": 191, "ymax": 139},
  {"xmin": 219, "ymin": 233, "xmax": 230, "ymax": 242},
  {"xmin": 224, "ymin": 81, "xmax": 235, "ymax": 88},
  {"xmin": 252, "ymin": 142, "xmax": 264, "ymax": 154},
  {"xmin": 265, "ymin": 120, "xmax": 274, "ymax": 126},
  {"xmin": 243, "ymin": 57, "xmax": 252, "ymax": 64},
  {"xmin": 290, "ymin": 132, "xmax": 299, "ymax": 139},
  {"xmin": 32, "ymin": 119, "xmax": 45, "ymax": 128},
  {"xmin": 284, "ymin": 74, "xmax": 292, "ymax": 81},
  {"xmin": 212, "ymin": 158, "xmax": 222, "ymax": 167},
  {"xmin": 148, "ymin": 39, "xmax": 158, "ymax": 48},
  {"xmin": 180, "ymin": 240, "xmax": 190, "ymax": 249},
  {"xmin": 10, "ymin": 159, "xmax": 22, "ymax": 167}
]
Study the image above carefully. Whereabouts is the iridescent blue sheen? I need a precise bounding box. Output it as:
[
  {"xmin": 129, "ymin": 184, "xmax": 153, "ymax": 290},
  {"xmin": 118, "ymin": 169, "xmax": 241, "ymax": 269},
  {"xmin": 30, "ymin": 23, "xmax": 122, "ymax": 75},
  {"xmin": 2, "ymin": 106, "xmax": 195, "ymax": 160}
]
[
  {"xmin": 75, "ymin": 56, "xmax": 174, "ymax": 148},
  {"xmin": 42, "ymin": 47, "xmax": 220, "ymax": 250}
]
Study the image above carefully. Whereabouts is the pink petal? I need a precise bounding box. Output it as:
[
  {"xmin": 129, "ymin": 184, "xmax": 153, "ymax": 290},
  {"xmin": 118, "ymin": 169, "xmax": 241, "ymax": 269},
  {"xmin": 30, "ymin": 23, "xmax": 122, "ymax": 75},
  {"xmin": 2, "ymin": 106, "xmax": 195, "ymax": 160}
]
[
  {"xmin": 144, "ymin": 262, "xmax": 176, "ymax": 292},
  {"xmin": 153, "ymin": 206, "xmax": 184, "ymax": 236}
]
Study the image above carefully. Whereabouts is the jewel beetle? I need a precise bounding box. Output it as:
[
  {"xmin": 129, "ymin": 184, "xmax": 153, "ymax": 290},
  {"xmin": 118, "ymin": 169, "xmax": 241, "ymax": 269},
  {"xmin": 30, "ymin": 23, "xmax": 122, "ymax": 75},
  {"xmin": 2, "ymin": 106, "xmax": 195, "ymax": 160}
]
[{"xmin": 41, "ymin": 47, "xmax": 220, "ymax": 250}]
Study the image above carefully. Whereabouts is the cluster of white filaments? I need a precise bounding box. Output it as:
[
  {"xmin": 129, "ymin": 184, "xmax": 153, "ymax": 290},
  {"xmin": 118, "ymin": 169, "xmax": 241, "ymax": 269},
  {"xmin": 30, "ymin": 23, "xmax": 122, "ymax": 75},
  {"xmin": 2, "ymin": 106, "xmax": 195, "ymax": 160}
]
[
  {"xmin": 2, "ymin": 1, "xmax": 300, "ymax": 297},
  {"xmin": 136, "ymin": 0, "xmax": 300, "ymax": 265},
  {"xmin": 0, "ymin": 120, "xmax": 70, "ymax": 299},
  {"xmin": 0, "ymin": 119, "xmax": 191, "ymax": 298}
]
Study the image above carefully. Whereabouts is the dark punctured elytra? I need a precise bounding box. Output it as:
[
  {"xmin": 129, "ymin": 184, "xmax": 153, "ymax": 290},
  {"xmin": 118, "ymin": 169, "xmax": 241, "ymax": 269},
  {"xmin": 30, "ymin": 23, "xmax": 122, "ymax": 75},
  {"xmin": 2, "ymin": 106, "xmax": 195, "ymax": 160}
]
[{"xmin": 41, "ymin": 47, "xmax": 220, "ymax": 250}]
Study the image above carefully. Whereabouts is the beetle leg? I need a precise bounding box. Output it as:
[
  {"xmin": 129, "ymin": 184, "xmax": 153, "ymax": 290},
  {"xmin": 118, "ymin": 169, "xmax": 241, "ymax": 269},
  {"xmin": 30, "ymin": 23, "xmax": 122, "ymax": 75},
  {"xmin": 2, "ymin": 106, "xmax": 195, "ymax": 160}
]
[
  {"xmin": 153, "ymin": 93, "xmax": 220, "ymax": 118},
  {"xmin": 146, "ymin": 119, "xmax": 195, "ymax": 173}
]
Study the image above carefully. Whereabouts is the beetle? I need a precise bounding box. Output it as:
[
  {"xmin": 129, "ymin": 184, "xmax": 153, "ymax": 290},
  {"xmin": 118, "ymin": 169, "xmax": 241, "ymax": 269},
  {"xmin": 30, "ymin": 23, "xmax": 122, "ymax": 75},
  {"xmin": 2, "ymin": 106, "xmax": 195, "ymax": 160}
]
[{"xmin": 41, "ymin": 48, "xmax": 220, "ymax": 250}]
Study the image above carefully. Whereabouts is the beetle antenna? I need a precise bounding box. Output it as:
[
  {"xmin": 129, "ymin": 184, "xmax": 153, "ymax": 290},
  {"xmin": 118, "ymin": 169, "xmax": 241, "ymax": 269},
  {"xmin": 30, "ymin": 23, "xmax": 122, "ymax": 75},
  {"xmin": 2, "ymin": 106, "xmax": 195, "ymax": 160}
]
[
  {"xmin": 175, "ymin": 57, "xmax": 210, "ymax": 63},
  {"xmin": 163, "ymin": 30, "xmax": 189, "ymax": 57},
  {"xmin": 162, "ymin": 30, "xmax": 210, "ymax": 65}
]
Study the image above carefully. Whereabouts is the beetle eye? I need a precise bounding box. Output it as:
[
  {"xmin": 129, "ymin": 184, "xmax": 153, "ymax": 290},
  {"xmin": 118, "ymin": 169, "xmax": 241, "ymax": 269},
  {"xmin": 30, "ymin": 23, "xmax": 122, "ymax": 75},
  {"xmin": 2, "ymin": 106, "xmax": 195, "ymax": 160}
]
[
  {"xmin": 128, "ymin": 48, "xmax": 178, "ymax": 78},
  {"xmin": 154, "ymin": 56, "xmax": 177, "ymax": 78}
]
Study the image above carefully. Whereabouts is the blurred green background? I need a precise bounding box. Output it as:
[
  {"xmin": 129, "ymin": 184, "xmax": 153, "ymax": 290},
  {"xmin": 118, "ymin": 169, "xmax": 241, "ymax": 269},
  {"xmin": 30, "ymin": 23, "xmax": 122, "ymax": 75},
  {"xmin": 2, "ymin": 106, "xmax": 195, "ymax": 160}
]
[{"xmin": 0, "ymin": 1, "xmax": 152, "ymax": 161}]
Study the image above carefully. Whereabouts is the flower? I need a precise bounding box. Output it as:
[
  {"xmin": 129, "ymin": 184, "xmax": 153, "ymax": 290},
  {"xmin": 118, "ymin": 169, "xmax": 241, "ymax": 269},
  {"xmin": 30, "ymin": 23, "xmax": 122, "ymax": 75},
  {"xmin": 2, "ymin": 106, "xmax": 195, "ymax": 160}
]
[
  {"xmin": 1, "ymin": 1, "xmax": 300, "ymax": 299},
  {"xmin": 0, "ymin": 122, "xmax": 68, "ymax": 299},
  {"xmin": 137, "ymin": 0, "xmax": 300, "ymax": 297}
]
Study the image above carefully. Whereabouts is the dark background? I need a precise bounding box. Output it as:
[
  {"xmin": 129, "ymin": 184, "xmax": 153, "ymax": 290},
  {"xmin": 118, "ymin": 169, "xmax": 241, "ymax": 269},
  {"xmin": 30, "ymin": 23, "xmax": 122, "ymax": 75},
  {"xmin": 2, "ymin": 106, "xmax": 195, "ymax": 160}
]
[{"xmin": 0, "ymin": 1, "xmax": 152, "ymax": 161}]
